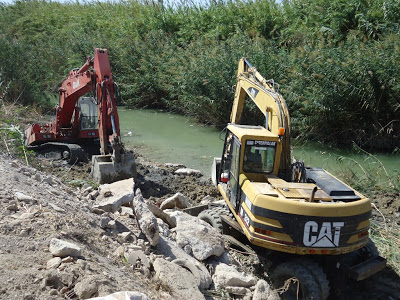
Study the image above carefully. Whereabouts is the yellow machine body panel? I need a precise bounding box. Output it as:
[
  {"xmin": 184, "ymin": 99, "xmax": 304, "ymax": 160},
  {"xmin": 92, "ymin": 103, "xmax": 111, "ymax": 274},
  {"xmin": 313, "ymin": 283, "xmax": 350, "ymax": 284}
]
[{"xmin": 218, "ymin": 172, "xmax": 371, "ymax": 255}]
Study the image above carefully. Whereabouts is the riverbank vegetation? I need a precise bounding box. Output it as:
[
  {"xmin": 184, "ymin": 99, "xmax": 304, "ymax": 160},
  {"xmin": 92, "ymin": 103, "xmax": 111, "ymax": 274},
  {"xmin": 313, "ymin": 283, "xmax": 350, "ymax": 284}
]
[{"xmin": 0, "ymin": 0, "xmax": 399, "ymax": 151}]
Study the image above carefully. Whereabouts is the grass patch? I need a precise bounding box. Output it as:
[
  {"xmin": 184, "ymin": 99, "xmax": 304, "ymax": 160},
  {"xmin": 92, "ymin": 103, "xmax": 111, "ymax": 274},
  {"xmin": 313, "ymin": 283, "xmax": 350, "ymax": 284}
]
[{"xmin": 370, "ymin": 220, "xmax": 400, "ymax": 274}]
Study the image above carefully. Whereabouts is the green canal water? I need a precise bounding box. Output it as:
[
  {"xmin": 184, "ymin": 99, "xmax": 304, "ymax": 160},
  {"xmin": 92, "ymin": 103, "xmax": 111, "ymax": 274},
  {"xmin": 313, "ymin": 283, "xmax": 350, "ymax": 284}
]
[{"xmin": 118, "ymin": 108, "xmax": 399, "ymax": 179}]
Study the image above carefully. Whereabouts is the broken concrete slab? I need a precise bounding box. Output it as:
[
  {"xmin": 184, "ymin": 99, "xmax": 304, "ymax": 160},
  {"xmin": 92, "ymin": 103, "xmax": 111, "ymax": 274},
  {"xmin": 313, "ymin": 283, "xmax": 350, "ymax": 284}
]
[
  {"xmin": 46, "ymin": 257, "xmax": 62, "ymax": 269},
  {"xmin": 15, "ymin": 192, "xmax": 33, "ymax": 203},
  {"xmin": 155, "ymin": 236, "xmax": 212, "ymax": 290},
  {"xmin": 171, "ymin": 258, "xmax": 202, "ymax": 289},
  {"xmin": 160, "ymin": 192, "xmax": 189, "ymax": 210},
  {"xmin": 226, "ymin": 286, "xmax": 250, "ymax": 296},
  {"xmin": 174, "ymin": 168, "xmax": 202, "ymax": 177},
  {"xmin": 212, "ymin": 263, "xmax": 257, "ymax": 289},
  {"xmin": 147, "ymin": 202, "xmax": 176, "ymax": 228},
  {"xmin": 164, "ymin": 163, "xmax": 185, "ymax": 168},
  {"xmin": 132, "ymin": 189, "xmax": 159, "ymax": 247},
  {"xmin": 93, "ymin": 178, "xmax": 135, "ymax": 213},
  {"xmin": 120, "ymin": 206, "xmax": 134, "ymax": 216},
  {"xmin": 157, "ymin": 218, "xmax": 171, "ymax": 238},
  {"xmin": 153, "ymin": 258, "xmax": 205, "ymax": 300},
  {"xmin": 169, "ymin": 211, "xmax": 224, "ymax": 261},
  {"xmin": 49, "ymin": 238, "xmax": 82, "ymax": 257}
]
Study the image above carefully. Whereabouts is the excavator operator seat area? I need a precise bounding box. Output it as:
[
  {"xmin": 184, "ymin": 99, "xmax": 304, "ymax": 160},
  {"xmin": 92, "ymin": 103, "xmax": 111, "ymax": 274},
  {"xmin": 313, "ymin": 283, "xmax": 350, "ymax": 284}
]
[
  {"xmin": 243, "ymin": 140, "xmax": 276, "ymax": 174},
  {"xmin": 78, "ymin": 97, "xmax": 98, "ymax": 130}
]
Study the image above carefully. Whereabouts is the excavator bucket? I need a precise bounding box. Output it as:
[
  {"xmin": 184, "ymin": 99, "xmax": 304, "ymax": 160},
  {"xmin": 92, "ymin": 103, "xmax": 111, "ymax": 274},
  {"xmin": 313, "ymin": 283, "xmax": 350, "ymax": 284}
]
[{"xmin": 91, "ymin": 152, "xmax": 136, "ymax": 184}]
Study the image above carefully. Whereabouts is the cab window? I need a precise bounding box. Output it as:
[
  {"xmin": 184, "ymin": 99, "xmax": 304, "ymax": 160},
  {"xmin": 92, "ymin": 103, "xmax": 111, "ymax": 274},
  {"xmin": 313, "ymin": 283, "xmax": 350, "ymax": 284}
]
[{"xmin": 243, "ymin": 140, "xmax": 276, "ymax": 173}]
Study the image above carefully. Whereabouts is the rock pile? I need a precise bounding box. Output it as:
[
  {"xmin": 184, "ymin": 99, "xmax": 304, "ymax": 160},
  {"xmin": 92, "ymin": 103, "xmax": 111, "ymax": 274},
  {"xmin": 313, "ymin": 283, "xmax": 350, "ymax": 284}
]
[
  {"xmin": 85, "ymin": 171, "xmax": 279, "ymax": 300},
  {"xmin": 0, "ymin": 155, "xmax": 279, "ymax": 300}
]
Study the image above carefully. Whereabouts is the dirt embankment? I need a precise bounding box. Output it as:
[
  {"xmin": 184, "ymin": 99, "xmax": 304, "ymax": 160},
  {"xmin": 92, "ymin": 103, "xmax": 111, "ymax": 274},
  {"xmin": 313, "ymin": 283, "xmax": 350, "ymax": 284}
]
[
  {"xmin": 0, "ymin": 155, "xmax": 170, "ymax": 300},
  {"xmin": 370, "ymin": 190, "xmax": 400, "ymax": 225}
]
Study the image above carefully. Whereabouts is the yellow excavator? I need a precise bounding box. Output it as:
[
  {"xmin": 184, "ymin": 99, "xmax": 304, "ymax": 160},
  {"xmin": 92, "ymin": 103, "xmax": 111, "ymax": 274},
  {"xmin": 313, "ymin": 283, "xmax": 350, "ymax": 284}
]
[{"xmin": 198, "ymin": 58, "xmax": 386, "ymax": 299}]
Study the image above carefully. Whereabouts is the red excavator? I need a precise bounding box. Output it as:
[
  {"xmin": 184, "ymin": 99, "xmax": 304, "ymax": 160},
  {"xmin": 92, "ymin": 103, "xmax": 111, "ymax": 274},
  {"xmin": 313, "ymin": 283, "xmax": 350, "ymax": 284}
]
[{"xmin": 25, "ymin": 48, "xmax": 136, "ymax": 183}]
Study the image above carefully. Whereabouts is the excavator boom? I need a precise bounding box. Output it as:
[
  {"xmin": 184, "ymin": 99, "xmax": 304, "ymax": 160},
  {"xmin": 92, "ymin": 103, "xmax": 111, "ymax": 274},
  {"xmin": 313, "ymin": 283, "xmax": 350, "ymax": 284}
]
[{"xmin": 230, "ymin": 58, "xmax": 291, "ymax": 179}]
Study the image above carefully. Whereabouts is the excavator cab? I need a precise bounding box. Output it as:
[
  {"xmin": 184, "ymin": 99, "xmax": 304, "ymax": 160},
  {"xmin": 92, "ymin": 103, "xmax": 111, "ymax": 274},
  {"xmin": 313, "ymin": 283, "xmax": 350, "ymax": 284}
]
[
  {"xmin": 243, "ymin": 141, "xmax": 276, "ymax": 173},
  {"xmin": 215, "ymin": 124, "xmax": 282, "ymax": 213},
  {"xmin": 78, "ymin": 97, "xmax": 98, "ymax": 130}
]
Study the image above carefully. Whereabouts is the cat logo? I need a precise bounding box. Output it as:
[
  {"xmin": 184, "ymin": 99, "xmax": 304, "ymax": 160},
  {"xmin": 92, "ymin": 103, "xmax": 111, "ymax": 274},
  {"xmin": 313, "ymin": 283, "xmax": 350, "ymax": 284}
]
[
  {"xmin": 303, "ymin": 221, "xmax": 344, "ymax": 247},
  {"xmin": 248, "ymin": 87, "xmax": 259, "ymax": 99}
]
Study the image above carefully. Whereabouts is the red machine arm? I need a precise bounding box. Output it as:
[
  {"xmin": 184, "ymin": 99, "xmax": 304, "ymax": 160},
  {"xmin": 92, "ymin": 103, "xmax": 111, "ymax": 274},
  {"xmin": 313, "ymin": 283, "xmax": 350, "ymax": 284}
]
[{"xmin": 93, "ymin": 48, "xmax": 122, "ymax": 159}]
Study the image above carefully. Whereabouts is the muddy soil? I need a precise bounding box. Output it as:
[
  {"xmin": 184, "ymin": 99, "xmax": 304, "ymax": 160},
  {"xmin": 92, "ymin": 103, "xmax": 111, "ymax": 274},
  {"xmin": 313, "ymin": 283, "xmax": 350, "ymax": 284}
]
[
  {"xmin": 370, "ymin": 190, "xmax": 400, "ymax": 225},
  {"xmin": 33, "ymin": 154, "xmax": 221, "ymax": 207}
]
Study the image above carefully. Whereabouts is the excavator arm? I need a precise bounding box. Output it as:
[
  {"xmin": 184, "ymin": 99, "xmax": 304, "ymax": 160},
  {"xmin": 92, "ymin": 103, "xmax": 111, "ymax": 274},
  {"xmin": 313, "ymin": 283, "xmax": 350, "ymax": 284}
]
[
  {"xmin": 93, "ymin": 49, "xmax": 122, "ymax": 160},
  {"xmin": 230, "ymin": 58, "xmax": 292, "ymax": 178}
]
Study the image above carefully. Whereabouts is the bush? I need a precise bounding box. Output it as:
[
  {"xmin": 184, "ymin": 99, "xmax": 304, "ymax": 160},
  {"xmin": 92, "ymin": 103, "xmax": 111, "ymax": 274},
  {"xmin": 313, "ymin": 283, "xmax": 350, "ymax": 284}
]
[{"xmin": 0, "ymin": 0, "xmax": 398, "ymax": 151}]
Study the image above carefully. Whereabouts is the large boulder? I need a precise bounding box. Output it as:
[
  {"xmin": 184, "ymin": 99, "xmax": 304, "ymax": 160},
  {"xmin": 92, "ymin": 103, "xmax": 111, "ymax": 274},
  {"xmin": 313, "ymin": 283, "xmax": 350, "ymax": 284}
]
[
  {"xmin": 160, "ymin": 193, "xmax": 189, "ymax": 210},
  {"xmin": 132, "ymin": 189, "xmax": 159, "ymax": 247},
  {"xmin": 156, "ymin": 236, "xmax": 212, "ymax": 290},
  {"xmin": 153, "ymin": 258, "xmax": 205, "ymax": 300},
  {"xmin": 212, "ymin": 263, "xmax": 257, "ymax": 289},
  {"xmin": 169, "ymin": 211, "xmax": 224, "ymax": 261},
  {"xmin": 49, "ymin": 238, "xmax": 81, "ymax": 257},
  {"xmin": 93, "ymin": 178, "xmax": 135, "ymax": 212}
]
